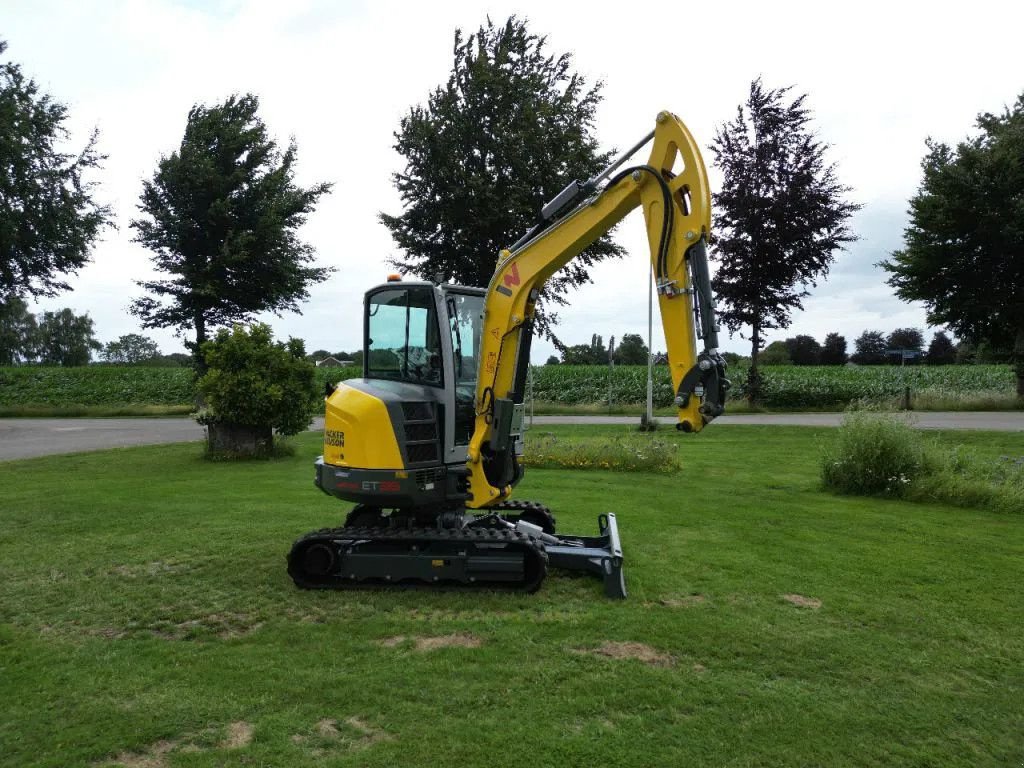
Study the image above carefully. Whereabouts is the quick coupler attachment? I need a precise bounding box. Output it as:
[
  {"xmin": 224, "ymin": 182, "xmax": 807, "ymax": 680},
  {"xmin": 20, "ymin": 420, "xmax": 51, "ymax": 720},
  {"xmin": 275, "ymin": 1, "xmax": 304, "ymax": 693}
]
[{"xmin": 544, "ymin": 513, "xmax": 626, "ymax": 599}]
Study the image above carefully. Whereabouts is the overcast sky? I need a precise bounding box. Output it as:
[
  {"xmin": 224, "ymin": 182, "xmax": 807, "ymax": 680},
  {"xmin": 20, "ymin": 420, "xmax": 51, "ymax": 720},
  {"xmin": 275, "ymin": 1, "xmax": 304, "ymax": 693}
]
[{"xmin": 5, "ymin": 0, "xmax": 1023, "ymax": 360}]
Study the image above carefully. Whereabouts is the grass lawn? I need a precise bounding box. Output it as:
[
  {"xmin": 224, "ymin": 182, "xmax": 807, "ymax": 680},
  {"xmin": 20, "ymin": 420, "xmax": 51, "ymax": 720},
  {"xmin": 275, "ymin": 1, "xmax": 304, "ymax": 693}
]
[{"xmin": 1, "ymin": 425, "xmax": 1022, "ymax": 767}]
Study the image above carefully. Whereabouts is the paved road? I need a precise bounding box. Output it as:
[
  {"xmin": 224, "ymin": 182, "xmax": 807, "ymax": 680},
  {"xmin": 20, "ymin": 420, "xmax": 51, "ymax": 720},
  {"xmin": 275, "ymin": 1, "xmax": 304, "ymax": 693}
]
[{"xmin": 2, "ymin": 412, "xmax": 1023, "ymax": 462}]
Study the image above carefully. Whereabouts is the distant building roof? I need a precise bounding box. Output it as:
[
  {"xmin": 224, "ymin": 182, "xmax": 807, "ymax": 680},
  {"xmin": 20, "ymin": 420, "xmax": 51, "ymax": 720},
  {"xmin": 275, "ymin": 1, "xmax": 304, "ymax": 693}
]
[{"xmin": 316, "ymin": 356, "xmax": 354, "ymax": 367}]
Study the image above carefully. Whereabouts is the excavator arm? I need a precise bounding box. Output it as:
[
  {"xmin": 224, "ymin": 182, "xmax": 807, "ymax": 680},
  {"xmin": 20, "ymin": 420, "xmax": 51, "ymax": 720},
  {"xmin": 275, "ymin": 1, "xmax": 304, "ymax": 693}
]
[{"xmin": 466, "ymin": 111, "xmax": 729, "ymax": 507}]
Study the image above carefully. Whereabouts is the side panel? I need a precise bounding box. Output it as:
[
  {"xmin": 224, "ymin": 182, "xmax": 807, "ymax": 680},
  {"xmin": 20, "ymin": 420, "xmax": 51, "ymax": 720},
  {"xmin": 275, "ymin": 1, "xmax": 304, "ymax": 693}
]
[{"xmin": 323, "ymin": 382, "xmax": 404, "ymax": 470}]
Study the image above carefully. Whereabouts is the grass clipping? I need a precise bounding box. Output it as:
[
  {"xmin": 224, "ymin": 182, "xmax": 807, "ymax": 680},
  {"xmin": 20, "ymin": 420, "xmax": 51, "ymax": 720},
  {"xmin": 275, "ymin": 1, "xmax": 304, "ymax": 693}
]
[
  {"xmin": 522, "ymin": 432, "xmax": 679, "ymax": 473},
  {"xmin": 822, "ymin": 408, "xmax": 1024, "ymax": 513}
]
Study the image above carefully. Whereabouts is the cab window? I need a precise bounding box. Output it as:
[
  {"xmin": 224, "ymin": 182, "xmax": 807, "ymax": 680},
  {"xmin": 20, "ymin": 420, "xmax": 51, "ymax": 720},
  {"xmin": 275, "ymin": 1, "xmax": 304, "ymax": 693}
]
[{"xmin": 366, "ymin": 287, "xmax": 443, "ymax": 386}]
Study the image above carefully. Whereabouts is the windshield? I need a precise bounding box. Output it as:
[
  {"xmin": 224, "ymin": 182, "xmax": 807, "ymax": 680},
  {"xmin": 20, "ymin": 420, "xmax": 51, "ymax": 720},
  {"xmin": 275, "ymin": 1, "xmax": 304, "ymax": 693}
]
[{"xmin": 366, "ymin": 287, "xmax": 443, "ymax": 386}]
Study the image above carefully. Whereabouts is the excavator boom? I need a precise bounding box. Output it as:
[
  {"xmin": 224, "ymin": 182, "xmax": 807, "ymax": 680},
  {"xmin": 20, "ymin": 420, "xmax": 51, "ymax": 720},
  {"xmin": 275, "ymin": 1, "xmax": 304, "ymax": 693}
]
[{"xmin": 465, "ymin": 111, "xmax": 728, "ymax": 507}]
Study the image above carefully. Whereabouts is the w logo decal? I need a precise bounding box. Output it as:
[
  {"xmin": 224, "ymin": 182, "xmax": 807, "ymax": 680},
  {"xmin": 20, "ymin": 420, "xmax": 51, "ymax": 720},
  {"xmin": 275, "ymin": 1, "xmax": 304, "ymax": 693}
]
[{"xmin": 495, "ymin": 263, "xmax": 521, "ymax": 297}]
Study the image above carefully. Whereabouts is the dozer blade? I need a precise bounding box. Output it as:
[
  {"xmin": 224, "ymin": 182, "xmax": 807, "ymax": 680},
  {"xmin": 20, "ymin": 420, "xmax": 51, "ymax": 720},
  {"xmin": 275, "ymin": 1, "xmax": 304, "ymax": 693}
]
[{"xmin": 545, "ymin": 513, "xmax": 626, "ymax": 599}]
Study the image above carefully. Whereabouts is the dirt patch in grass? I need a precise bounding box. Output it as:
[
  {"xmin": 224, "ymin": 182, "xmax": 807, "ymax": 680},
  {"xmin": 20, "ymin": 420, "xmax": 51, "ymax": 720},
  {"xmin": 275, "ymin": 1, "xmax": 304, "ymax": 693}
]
[
  {"xmin": 292, "ymin": 716, "xmax": 392, "ymax": 755},
  {"xmin": 109, "ymin": 561, "xmax": 191, "ymax": 579},
  {"xmin": 783, "ymin": 593, "xmax": 822, "ymax": 609},
  {"xmin": 654, "ymin": 594, "xmax": 706, "ymax": 608},
  {"xmin": 577, "ymin": 641, "xmax": 675, "ymax": 667},
  {"xmin": 378, "ymin": 633, "xmax": 481, "ymax": 651},
  {"xmin": 98, "ymin": 721, "xmax": 254, "ymax": 767},
  {"xmin": 221, "ymin": 721, "xmax": 253, "ymax": 749}
]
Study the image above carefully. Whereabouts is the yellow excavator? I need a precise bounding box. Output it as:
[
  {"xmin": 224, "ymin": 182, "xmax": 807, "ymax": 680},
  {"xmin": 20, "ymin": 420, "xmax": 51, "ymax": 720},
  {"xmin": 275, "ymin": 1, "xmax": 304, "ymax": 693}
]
[{"xmin": 288, "ymin": 111, "xmax": 728, "ymax": 598}]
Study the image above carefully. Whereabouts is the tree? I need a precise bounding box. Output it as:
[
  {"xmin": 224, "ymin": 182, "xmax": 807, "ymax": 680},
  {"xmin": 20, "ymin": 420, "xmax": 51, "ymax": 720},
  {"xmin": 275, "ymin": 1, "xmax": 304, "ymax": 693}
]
[
  {"xmin": 614, "ymin": 333, "xmax": 648, "ymax": 365},
  {"xmin": 711, "ymin": 79, "xmax": 860, "ymax": 400},
  {"xmin": 196, "ymin": 323, "xmax": 318, "ymax": 456},
  {"xmin": 379, "ymin": 17, "xmax": 623, "ymax": 340},
  {"xmin": 882, "ymin": 94, "xmax": 1024, "ymax": 395},
  {"xmin": 820, "ymin": 332, "xmax": 847, "ymax": 365},
  {"xmin": 101, "ymin": 333, "xmax": 160, "ymax": 364},
  {"xmin": 0, "ymin": 40, "xmax": 111, "ymax": 300},
  {"xmin": 784, "ymin": 334, "xmax": 821, "ymax": 365},
  {"xmin": 0, "ymin": 296, "xmax": 38, "ymax": 364},
  {"xmin": 561, "ymin": 334, "xmax": 607, "ymax": 365},
  {"xmin": 851, "ymin": 330, "xmax": 887, "ymax": 365},
  {"xmin": 545, "ymin": 355, "xmax": 559, "ymax": 365},
  {"xmin": 926, "ymin": 331, "xmax": 956, "ymax": 365},
  {"xmin": 35, "ymin": 308, "xmax": 100, "ymax": 366},
  {"xmin": 759, "ymin": 340, "xmax": 790, "ymax": 365},
  {"xmin": 886, "ymin": 327, "xmax": 924, "ymax": 363},
  {"xmin": 130, "ymin": 94, "xmax": 332, "ymax": 372}
]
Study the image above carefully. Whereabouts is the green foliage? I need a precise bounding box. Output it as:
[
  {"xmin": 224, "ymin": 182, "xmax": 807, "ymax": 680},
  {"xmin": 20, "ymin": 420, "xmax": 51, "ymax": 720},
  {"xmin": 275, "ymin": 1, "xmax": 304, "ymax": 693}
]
[
  {"xmin": 613, "ymin": 333, "xmax": 648, "ymax": 365},
  {"xmin": 886, "ymin": 327, "xmax": 924, "ymax": 362},
  {"xmin": 522, "ymin": 431, "xmax": 680, "ymax": 473},
  {"xmin": 35, "ymin": 307, "xmax": 100, "ymax": 366},
  {"xmin": 379, "ymin": 16, "xmax": 622, "ymax": 340},
  {"xmin": 759, "ymin": 340, "xmax": 790, "ymax": 365},
  {"xmin": 130, "ymin": 93, "xmax": 332, "ymax": 364},
  {"xmin": 823, "ymin": 410, "xmax": 1024, "ymax": 513},
  {"xmin": 926, "ymin": 331, "xmax": 957, "ymax": 365},
  {"xmin": 882, "ymin": 92, "xmax": 1024, "ymax": 394},
  {"xmin": 820, "ymin": 332, "xmax": 847, "ymax": 365},
  {"xmin": 561, "ymin": 333, "xmax": 608, "ymax": 365},
  {"xmin": 784, "ymin": 334, "xmax": 821, "ymax": 365},
  {"xmin": 852, "ymin": 330, "xmax": 887, "ymax": 365},
  {"xmin": 0, "ymin": 40, "xmax": 112, "ymax": 298},
  {"xmin": 529, "ymin": 364, "xmax": 1017, "ymax": 409},
  {"xmin": 0, "ymin": 295, "xmax": 38, "ymax": 364},
  {"xmin": 101, "ymin": 333, "xmax": 160, "ymax": 364},
  {"xmin": 821, "ymin": 410, "xmax": 938, "ymax": 496},
  {"xmin": 196, "ymin": 323, "xmax": 317, "ymax": 436},
  {"xmin": 711, "ymin": 78, "xmax": 859, "ymax": 398},
  {"xmin": 0, "ymin": 366, "xmax": 195, "ymax": 406}
]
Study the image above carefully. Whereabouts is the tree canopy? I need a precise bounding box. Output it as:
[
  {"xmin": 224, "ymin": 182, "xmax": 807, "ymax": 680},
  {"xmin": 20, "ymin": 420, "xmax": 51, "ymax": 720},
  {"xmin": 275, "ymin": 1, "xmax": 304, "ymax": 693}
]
[
  {"xmin": 926, "ymin": 331, "xmax": 956, "ymax": 365},
  {"xmin": 851, "ymin": 330, "xmax": 886, "ymax": 365},
  {"xmin": 882, "ymin": 92, "xmax": 1024, "ymax": 395},
  {"xmin": 102, "ymin": 333, "xmax": 160, "ymax": 364},
  {"xmin": 710, "ymin": 79, "xmax": 860, "ymax": 399},
  {"xmin": 0, "ymin": 296, "xmax": 37, "ymax": 365},
  {"xmin": 0, "ymin": 40, "xmax": 111, "ymax": 300},
  {"xmin": 379, "ymin": 16, "xmax": 623, "ymax": 340},
  {"xmin": 820, "ymin": 332, "xmax": 848, "ymax": 365},
  {"xmin": 35, "ymin": 308, "xmax": 100, "ymax": 366},
  {"xmin": 130, "ymin": 93, "xmax": 332, "ymax": 369},
  {"xmin": 613, "ymin": 333, "xmax": 648, "ymax": 365},
  {"xmin": 784, "ymin": 334, "xmax": 821, "ymax": 365}
]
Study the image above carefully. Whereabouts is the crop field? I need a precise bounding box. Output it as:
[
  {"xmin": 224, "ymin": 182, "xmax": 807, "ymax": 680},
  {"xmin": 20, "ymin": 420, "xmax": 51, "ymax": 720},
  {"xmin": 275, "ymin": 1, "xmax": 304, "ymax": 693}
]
[
  {"xmin": 531, "ymin": 364, "xmax": 1018, "ymax": 409},
  {"xmin": 1, "ymin": 425, "xmax": 1022, "ymax": 767},
  {"xmin": 0, "ymin": 364, "xmax": 1018, "ymax": 414}
]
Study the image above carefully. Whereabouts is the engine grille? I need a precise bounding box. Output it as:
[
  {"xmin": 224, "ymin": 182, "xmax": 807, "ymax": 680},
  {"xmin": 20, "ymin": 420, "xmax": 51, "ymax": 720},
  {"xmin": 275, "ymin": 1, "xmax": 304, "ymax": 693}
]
[{"xmin": 402, "ymin": 402, "xmax": 434, "ymax": 421}]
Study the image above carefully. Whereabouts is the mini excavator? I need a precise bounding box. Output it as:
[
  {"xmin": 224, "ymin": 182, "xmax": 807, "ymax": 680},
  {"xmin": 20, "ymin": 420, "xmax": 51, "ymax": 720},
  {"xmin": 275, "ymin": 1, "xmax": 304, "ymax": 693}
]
[{"xmin": 288, "ymin": 111, "xmax": 728, "ymax": 598}]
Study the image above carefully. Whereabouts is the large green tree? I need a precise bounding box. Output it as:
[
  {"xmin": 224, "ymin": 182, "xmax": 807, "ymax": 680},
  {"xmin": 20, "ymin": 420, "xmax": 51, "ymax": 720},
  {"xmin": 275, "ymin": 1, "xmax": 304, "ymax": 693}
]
[
  {"xmin": 379, "ymin": 16, "xmax": 623, "ymax": 340},
  {"xmin": 0, "ymin": 295, "xmax": 38, "ymax": 365},
  {"xmin": 35, "ymin": 308, "xmax": 100, "ymax": 366},
  {"xmin": 820, "ymin": 332, "xmax": 848, "ymax": 365},
  {"xmin": 101, "ymin": 333, "xmax": 160, "ymax": 364},
  {"xmin": 926, "ymin": 331, "xmax": 956, "ymax": 365},
  {"xmin": 613, "ymin": 333, "xmax": 648, "ymax": 365},
  {"xmin": 711, "ymin": 79, "xmax": 860, "ymax": 401},
  {"xmin": 0, "ymin": 40, "xmax": 111, "ymax": 300},
  {"xmin": 130, "ymin": 94, "xmax": 332, "ymax": 371},
  {"xmin": 882, "ymin": 94, "xmax": 1024, "ymax": 395}
]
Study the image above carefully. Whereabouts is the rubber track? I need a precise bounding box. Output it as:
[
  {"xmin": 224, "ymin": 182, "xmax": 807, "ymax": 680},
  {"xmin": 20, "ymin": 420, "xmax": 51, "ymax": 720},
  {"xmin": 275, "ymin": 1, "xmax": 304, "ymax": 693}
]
[
  {"xmin": 488, "ymin": 499, "xmax": 557, "ymax": 534},
  {"xmin": 287, "ymin": 525, "xmax": 549, "ymax": 593}
]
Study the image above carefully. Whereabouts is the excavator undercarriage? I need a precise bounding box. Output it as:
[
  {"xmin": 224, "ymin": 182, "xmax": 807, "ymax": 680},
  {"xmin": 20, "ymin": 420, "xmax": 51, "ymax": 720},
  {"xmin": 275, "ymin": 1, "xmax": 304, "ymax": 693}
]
[{"xmin": 287, "ymin": 502, "xmax": 625, "ymax": 598}]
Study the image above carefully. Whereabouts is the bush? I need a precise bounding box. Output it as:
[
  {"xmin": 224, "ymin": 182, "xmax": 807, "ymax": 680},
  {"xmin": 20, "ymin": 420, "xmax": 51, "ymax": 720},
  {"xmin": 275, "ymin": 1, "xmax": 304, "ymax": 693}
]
[
  {"xmin": 521, "ymin": 432, "xmax": 680, "ymax": 473},
  {"xmin": 821, "ymin": 409, "xmax": 937, "ymax": 497},
  {"xmin": 196, "ymin": 324, "xmax": 318, "ymax": 457},
  {"xmin": 822, "ymin": 409, "xmax": 1024, "ymax": 513}
]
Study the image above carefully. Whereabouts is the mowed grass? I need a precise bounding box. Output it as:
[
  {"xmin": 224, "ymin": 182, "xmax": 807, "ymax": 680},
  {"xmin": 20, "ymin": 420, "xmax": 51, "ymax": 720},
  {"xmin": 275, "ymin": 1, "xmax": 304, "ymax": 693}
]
[{"xmin": 0, "ymin": 426, "xmax": 1022, "ymax": 767}]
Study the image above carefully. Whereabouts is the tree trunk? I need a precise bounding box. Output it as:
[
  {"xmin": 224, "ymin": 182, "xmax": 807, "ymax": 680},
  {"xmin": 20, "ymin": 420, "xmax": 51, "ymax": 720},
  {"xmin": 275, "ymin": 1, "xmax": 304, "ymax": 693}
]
[
  {"xmin": 192, "ymin": 313, "xmax": 208, "ymax": 409},
  {"xmin": 747, "ymin": 324, "xmax": 762, "ymax": 405},
  {"xmin": 1015, "ymin": 327, "xmax": 1024, "ymax": 399},
  {"xmin": 206, "ymin": 422, "xmax": 273, "ymax": 456}
]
